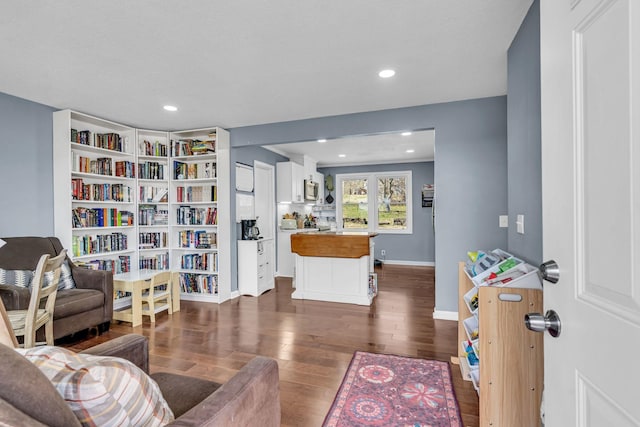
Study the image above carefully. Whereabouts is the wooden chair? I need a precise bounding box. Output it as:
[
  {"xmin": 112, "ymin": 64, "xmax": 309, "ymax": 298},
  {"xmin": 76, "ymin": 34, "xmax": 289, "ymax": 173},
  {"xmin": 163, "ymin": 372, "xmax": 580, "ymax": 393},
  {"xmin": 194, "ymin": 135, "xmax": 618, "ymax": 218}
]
[
  {"xmin": 7, "ymin": 250, "xmax": 66, "ymax": 348},
  {"xmin": 0, "ymin": 298, "xmax": 18, "ymax": 348},
  {"xmin": 140, "ymin": 271, "xmax": 172, "ymax": 323}
]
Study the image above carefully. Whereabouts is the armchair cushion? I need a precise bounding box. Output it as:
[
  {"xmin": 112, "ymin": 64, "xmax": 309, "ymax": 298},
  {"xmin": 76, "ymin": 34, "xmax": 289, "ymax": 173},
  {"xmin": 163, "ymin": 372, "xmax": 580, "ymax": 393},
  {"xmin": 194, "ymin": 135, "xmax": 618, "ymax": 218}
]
[{"xmin": 18, "ymin": 346, "xmax": 174, "ymax": 427}]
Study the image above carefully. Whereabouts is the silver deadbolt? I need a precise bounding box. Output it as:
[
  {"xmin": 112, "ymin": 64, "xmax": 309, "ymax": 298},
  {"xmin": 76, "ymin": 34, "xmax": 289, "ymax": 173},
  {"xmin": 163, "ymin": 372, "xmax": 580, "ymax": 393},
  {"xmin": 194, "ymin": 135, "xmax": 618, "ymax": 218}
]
[
  {"xmin": 540, "ymin": 260, "xmax": 560, "ymax": 283},
  {"xmin": 524, "ymin": 310, "xmax": 562, "ymax": 337}
]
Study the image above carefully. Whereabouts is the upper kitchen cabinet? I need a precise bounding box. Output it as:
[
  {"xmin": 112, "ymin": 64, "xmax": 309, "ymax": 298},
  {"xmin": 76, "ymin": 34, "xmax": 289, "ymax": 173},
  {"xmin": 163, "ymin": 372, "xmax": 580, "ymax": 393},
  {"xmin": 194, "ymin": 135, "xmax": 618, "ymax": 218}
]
[{"xmin": 277, "ymin": 161, "xmax": 304, "ymax": 203}]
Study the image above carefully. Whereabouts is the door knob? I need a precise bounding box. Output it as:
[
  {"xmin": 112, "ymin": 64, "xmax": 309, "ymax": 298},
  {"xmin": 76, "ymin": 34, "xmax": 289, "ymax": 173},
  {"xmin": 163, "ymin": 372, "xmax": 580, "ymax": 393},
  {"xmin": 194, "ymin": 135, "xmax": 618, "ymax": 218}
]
[
  {"xmin": 524, "ymin": 310, "xmax": 561, "ymax": 337},
  {"xmin": 539, "ymin": 260, "xmax": 560, "ymax": 283}
]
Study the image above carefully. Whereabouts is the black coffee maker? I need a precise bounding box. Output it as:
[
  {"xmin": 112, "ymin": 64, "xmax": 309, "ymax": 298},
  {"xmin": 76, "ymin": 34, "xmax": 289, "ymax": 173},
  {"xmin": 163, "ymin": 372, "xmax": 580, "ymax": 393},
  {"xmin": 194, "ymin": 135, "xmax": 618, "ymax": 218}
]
[{"xmin": 241, "ymin": 219, "xmax": 260, "ymax": 240}]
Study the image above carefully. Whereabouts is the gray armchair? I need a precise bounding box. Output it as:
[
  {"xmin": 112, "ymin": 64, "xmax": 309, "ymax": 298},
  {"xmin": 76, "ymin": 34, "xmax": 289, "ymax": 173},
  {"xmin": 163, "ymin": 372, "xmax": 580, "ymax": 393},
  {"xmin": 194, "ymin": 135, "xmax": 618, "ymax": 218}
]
[{"xmin": 0, "ymin": 236, "xmax": 113, "ymax": 339}]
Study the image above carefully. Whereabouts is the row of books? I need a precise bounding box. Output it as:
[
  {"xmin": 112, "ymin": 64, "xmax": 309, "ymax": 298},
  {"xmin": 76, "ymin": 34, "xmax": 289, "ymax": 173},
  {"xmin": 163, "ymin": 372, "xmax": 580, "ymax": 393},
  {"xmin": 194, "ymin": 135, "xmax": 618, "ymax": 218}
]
[
  {"xmin": 138, "ymin": 161, "xmax": 165, "ymax": 180},
  {"xmin": 138, "ymin": 205, "xmax": 168, "ymax": 226},
  {"xmin": 180, "ymin": 252, "xmax": 218, "ymax": 272},
  {"xmin": 71, "ymin": 129, "xmax": 127, "ymax": 153},
  {"xmin": 139, "ymin": 187, "xmax": 168, "ymax": 203},
  {"xmin": 176, "ymin": 185, "xmax": 217, "ymax": 203},
  {"xmin": 172, "ymin": 138, "xmax": 216, "ymax": 157},
  {"xmin": 178, "ymin": 272, "xmax": 217, "ymax": 295},
  {"xmin": 72, "ymin": 207, "xmax": 134, "ymax": 228},
  {"xmin": 176, "ymin": 206, "xmax": 217, "ymax": 225},
  {"xmin": 115, "ymin": 161, "xmax": 136, "ymax": 178},
  {"xmin": 72, "ymin": 155, "xmax": 113, "ymax": 176},
  {"xmin": 139, "ymin": 253, "xmax": 169, "ymax": 270},
  {"xmin": 71, "ymin": 179, "xmax": 133, "ymax": 202},
  {"xmin": 139, "ymin": 140, "xmax": 167, "ymax": 157},
  {"xmin": 177, "ymin": 230, "xmax": 216, "ymax": 249},
  {"xmin": 173, "ymin": 160, "xmax": 216, "ymax": 180},
  {"xmin": 71, "ymin": 232, "xmax": 128, "ymax": 257},
  {"xmin": 138, "ymin": 232, "xmax": 168, "ymax": 249},
  {"xmin": 76, "ymin": 255, "xmax": 131, "ymax": 274}
]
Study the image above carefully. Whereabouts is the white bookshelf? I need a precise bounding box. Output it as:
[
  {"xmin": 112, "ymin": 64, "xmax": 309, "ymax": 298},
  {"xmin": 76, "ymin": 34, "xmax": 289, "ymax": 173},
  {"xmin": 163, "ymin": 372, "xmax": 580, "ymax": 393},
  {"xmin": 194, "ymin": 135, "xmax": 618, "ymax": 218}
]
[
  {"xmin": 136, "ymin": 129, "xmax": 170, "ymax": 271},
  {"xmin": 53, "ymin": 110, "xmax": 137, "ymax": 273},
  {"xmin": 169, "ymin": 127, "xmax": 231, "ymax": 303},
  {"xmin": 53, "ymin": 110, "xmax": 231, "ymax": 304}
]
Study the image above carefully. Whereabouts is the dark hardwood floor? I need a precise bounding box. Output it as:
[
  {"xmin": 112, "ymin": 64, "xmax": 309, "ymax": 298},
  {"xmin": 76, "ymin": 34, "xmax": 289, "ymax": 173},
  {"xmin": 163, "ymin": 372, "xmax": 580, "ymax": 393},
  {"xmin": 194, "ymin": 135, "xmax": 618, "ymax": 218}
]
[{"xmin": 65, "ymin": 264, "xmax": 479, "ymax": 426}]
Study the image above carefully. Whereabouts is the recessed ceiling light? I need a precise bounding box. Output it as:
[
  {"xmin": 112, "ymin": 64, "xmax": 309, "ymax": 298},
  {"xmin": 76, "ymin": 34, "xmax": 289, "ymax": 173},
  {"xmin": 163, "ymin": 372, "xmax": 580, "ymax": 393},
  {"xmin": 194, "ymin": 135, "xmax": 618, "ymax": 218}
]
[
  {"xmin": 163, "ymin": 105, "xmax": 178, "ymax": 112},
  {"xmin": 378, "ymin": 69, "xmax": 396, "ymax": 78},
  {"xmin": 406, "ymin": 149, "xmax": 415, "ymax": 153},
  {"xmin": 338, "ymin": 154, "xmax": 346, "ymax": 158},
  {"xmin": 401, "ymin": 131, "xmax": 412, "ymax": 136},
  {"xmin": 317, "ymin": 139, "xmax": 327, "ymax": 143}
]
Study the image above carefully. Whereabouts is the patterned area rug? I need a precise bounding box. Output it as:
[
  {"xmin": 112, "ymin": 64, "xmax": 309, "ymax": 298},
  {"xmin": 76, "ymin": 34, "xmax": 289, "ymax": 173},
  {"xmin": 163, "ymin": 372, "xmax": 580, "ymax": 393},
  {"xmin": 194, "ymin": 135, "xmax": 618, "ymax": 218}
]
[{"xmin": 323, "ymin": 351, "xmax": 462, "ymax": 427}]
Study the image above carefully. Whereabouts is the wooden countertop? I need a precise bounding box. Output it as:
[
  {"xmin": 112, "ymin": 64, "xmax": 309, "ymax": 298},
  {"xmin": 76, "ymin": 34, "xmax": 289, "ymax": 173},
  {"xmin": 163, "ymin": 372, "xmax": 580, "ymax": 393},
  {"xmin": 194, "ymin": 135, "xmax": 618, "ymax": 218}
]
[{"xmin": 290, "ymin": 232, "xmax": 377, "ymax": 258}]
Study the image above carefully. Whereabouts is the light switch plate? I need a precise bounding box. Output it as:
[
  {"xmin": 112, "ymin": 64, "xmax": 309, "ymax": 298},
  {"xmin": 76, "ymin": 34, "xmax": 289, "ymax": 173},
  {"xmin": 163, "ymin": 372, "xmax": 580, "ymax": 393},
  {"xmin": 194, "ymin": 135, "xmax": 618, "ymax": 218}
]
[
  {"xmin": 499, "ymin": 215, "xmax": 508, "ymax": 228},
  {"xmin": 516, "ymin": 215, "xmax": 525, "ymax": 234}
]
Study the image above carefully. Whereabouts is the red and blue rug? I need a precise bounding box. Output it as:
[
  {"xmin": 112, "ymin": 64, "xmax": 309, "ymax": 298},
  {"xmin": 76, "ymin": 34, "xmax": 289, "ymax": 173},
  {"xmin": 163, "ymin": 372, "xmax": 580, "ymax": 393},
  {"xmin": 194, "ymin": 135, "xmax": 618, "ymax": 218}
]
[{"xmin": 323, "ymin": 351, "xmax": 462, "ymax": 427}]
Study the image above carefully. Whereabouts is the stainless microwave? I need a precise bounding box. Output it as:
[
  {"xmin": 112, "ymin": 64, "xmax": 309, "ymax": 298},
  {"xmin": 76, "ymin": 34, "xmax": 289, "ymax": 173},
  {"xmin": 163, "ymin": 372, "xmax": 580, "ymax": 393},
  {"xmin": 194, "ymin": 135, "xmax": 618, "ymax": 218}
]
[{"xmin": 304, "ymin": 179, "xmax": 319, "ymax": 201}]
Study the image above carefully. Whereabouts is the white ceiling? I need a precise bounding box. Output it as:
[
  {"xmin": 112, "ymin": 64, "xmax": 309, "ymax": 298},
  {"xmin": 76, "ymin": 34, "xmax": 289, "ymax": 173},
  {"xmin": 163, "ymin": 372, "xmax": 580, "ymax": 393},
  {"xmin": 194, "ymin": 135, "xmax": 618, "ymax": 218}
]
[
  {"xmin": 0, "ymin": 1, "xmax": 532, "ymax": 131},
  {"xmin": 264, "ymin": 129, "xmax": 435, "ymax": 167}
]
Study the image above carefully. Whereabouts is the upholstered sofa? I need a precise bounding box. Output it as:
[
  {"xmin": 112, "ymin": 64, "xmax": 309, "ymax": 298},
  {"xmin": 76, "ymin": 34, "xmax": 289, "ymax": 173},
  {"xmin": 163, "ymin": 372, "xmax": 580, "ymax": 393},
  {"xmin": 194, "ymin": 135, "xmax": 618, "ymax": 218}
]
[
  {"xmin": 0, "ymin": 236, "xmax": 113, "ymax": 340},
  {"xmin": 0, "ymin": 334, "xmax": 281, "ymax": 426}
]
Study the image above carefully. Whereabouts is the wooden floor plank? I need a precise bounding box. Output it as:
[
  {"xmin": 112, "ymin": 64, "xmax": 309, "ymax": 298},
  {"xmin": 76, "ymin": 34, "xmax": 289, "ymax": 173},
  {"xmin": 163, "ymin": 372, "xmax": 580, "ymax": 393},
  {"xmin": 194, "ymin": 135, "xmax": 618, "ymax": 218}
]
[{"xmin": 64, "ymin": 264, "xmax": 479, "ymax": 426}]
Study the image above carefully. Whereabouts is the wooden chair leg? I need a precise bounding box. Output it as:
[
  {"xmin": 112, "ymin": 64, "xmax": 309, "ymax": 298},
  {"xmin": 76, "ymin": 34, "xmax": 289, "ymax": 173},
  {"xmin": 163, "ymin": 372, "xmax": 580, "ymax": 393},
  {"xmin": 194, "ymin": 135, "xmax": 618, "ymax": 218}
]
[
  {"xmin": 149, "ymin": 298, "xmax": 156, "ymax": 323},
  {"xmin": 45, "ymin": 321, "xmax": 54, "ymax": 346}
]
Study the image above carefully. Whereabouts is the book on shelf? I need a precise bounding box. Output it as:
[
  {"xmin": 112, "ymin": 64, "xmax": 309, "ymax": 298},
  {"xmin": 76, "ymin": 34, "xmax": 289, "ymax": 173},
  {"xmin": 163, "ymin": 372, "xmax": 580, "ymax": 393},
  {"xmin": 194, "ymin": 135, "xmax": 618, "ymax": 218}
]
[
  {"xmin": 175, "ymin": 185, "xmax": 217, "ymax": 203},
  {"xmin": 72, "ymin": 207, "xmax": 134, "ymax": 228},
  {"xmin": 173, "ymin": 160, "xmax": 216, "ymax": 180},
  {"xmin": 172, "ymin": 139, "xmax": 216, "ymax": 157},
  {"xmin": 139, "ymin": 140, "xmax": 167, "ymax": 157}
]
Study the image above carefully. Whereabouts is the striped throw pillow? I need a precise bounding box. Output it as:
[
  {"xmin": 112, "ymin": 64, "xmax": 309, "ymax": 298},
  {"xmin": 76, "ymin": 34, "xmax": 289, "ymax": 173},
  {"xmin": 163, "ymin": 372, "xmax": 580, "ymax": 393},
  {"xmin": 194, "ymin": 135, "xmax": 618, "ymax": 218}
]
[
  {"xmin": 0, "ymin": 268, "xmax": 34, "ymax": 288},
  {"xmin": 17, "ymin": 346, "xmax": 174, "ymax": 427},
  {"xmin": 43, "ymin": 260, "xmax": 76, "ymax": 290}
]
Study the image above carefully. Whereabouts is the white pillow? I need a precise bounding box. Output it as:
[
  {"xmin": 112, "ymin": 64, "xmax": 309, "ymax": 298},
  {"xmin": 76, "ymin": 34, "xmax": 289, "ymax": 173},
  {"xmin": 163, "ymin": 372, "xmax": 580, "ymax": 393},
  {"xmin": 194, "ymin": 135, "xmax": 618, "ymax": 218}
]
[{"xmin": 17, "ymin": 346, "xmax": 174, "ymax": 427}]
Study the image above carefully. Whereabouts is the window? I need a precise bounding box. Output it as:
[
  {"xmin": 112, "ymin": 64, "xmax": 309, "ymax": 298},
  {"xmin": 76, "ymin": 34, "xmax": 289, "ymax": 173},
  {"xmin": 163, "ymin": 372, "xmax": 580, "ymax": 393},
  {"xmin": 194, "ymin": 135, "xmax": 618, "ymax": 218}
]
[{"xmin": 336, "ymin": 171, "xmax": 412, "ymax": 234}]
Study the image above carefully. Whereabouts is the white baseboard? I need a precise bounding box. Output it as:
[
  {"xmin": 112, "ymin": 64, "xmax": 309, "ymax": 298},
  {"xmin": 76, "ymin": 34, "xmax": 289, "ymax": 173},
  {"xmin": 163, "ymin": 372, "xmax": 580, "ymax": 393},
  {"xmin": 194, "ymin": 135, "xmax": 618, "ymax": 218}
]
[
  {"xmin": 382, "ymin": 260, "xmax": 435, "ymax": 267},
  {"xmin": 433, "ymin": 310, "xmax": 458, "ymax": 321},
  {"xmin": 230, "ymin": 290, "xmax": 240, "ymax": 299}
]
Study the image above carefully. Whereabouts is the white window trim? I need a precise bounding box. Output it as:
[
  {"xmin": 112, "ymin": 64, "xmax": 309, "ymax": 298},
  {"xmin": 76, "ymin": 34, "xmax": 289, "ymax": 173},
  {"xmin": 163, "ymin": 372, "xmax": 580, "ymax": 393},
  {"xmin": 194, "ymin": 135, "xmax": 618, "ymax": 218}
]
[{"xmin": 336, "ymin": 171, "xmax": 412, "ymax": 234}]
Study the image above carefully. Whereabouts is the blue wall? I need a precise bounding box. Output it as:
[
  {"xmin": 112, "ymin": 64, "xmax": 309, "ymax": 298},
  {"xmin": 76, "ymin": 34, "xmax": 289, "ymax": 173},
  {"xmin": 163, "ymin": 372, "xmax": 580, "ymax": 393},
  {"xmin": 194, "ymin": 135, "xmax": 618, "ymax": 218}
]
[
  {"xmin": 0, "ymin": 92, "xmax": 56, "ymax": 237},
  {"xmin": 230, "ymin": 96, "xmax": 508, "ymax": 313},
  {"xmin": 319, "ymin": 162, "xmax": 435, "ymax": 264},
  {"xmin": 507, "ymin": 0, "xmax": 542, "ymax": 265}
]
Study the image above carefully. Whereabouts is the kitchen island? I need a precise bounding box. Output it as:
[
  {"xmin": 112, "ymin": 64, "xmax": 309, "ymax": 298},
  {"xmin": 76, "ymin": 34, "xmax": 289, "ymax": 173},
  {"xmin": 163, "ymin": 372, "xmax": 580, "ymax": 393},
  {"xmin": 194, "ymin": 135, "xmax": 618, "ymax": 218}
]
[{"xmin": 290, "ymin": 232, "xmax": 377, "ymax": 305}]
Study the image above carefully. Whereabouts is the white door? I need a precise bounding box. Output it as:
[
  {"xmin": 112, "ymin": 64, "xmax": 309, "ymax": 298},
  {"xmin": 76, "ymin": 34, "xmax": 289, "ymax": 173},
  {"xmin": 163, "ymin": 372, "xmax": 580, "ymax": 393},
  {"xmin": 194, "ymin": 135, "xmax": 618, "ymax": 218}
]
[
  {"xmin": 253, "ymin": 161, "xmax": 275, "ymax": 239},
  {"xmin": 541, "ymin": 0, "xmax": 640, "ymax": 425}
]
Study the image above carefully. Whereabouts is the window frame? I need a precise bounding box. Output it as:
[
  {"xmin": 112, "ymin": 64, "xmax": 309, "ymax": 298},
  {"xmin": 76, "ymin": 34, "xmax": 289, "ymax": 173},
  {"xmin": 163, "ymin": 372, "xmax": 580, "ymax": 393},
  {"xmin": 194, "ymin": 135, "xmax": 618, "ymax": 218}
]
[{"xmin": 336, "ymin": 170, "xmax": 412, "ymax": 234}]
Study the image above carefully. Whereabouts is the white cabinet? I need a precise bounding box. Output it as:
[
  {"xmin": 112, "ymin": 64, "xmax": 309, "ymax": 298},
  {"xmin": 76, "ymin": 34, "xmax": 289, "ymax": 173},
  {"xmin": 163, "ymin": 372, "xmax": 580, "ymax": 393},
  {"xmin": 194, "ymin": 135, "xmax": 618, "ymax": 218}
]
[
  {"xmin": 238, "ymin": 238, "xmax": 274, "ymax": 296},
  {"xmin": 53, "ymin": 110, "xmax": 137, "ymax": 273},
  {"xmin": 276, "ymin": 162, "xmax": 304, "ymax": 203},
  {"xmin": 169, "ymin": 127, "xmax": 231, "ymax": 303}
]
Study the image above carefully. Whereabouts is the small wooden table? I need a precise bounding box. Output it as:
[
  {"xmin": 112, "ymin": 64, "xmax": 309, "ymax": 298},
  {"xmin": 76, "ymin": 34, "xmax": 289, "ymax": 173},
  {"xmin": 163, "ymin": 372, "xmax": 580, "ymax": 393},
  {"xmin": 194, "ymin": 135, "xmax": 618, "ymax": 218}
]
[{"xmin": 112, "ymin": 270, "xmax": 180, "ymax": 327}]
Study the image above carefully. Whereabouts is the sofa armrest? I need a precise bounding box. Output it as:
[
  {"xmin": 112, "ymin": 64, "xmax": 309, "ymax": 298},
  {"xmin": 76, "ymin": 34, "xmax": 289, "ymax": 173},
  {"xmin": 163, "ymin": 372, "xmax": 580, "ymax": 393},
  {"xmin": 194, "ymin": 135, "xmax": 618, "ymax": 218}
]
[
  {"xmin": 0, "ymin": 284, "xmax": 30, "ymax": 310},
  {"xmin": 69, "ymin": 262, "xmax": 113, "ymax": 317},
  {"xmin": 168, "ymin": 356, "xmax": 280, "ymax": 427},
  {"xmin": 80, "ymin": 334, "xmax": 149, "ymax": 373}
]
